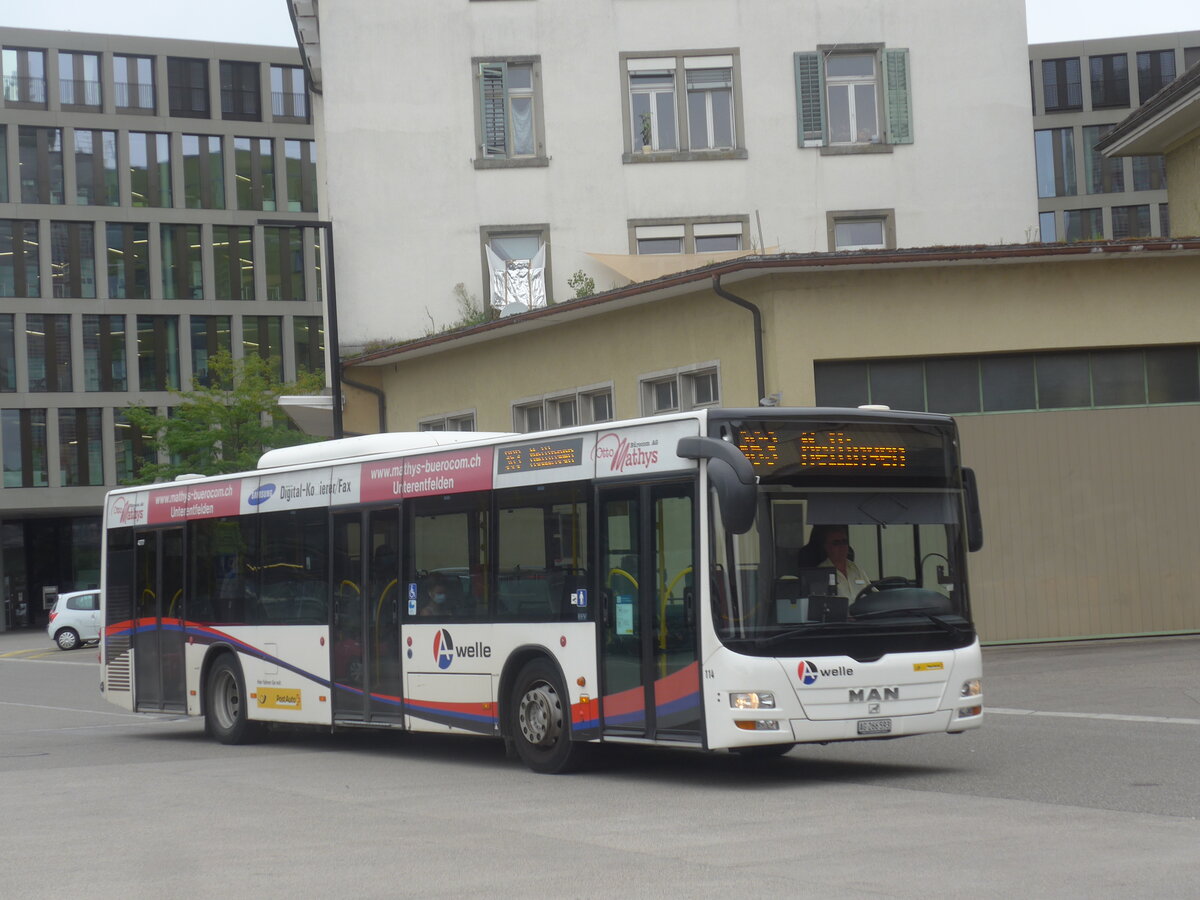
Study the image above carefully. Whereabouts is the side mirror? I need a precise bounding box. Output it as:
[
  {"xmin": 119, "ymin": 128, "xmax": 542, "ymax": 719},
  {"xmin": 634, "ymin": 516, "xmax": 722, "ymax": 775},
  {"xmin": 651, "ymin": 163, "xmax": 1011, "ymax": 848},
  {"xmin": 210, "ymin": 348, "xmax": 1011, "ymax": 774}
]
[
  {"xmin": 962, "ymin": 467, "xmax": 984, "ymax": 552},
  {"xmin": 677, "ymin": 436, "xmax": 757, "ymax": 535}
]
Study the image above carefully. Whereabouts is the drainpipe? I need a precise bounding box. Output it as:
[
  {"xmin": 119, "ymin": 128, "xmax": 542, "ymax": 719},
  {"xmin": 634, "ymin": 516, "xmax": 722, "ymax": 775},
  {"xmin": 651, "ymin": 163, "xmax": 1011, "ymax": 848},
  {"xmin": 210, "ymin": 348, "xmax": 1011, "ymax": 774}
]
[
  {"xmin": 711, "ymin": 274, "xmax": 767, "ymax": 405},
  {"xmin": 342, "ymin": 372, "xmax": 388, "ymax": 434}
]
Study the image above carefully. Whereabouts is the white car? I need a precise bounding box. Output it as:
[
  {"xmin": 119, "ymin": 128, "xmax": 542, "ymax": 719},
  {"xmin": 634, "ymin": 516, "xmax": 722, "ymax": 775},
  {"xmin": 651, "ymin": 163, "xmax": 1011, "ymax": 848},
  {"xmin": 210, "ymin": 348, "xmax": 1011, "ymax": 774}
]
[{"xmin": 47, "ymin": 590, "xmax": 101, "ymax": 651}]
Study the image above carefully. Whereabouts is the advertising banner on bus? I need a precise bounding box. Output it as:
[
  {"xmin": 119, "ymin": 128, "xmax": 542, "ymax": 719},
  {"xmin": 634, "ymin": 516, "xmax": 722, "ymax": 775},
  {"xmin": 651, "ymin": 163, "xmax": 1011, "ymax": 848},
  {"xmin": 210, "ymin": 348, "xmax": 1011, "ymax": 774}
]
[
  {"xmin": 146, "ymin": 480, "xmax": 242, "ymax": 524},
  {"xmin": 360, "ymin": 447, "xmax": 495, "ymax": 502},
  {"xmin": 590, "ymin": 419, "xmax": 698, "ymax": 479}
]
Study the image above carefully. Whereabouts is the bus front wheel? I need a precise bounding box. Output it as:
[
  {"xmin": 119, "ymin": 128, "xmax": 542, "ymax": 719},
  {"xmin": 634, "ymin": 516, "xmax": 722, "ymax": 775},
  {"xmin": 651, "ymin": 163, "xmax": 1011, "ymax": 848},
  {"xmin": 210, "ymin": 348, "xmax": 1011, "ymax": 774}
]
[
  {"xmin": 509, "ymin": 658, "xmax": 586, "ymax": 774},
  {"xmin": 205, "ymin": 654, "xmax": 263, "ymax": 745}
]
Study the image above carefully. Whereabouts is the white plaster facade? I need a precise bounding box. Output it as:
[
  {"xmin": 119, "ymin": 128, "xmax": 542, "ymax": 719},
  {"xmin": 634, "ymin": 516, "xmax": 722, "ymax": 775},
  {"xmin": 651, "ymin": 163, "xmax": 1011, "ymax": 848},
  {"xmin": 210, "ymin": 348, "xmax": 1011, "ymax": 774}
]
[{"xmin": 300, "ymin": 0, "xmax": 1038, "ymax": 345}]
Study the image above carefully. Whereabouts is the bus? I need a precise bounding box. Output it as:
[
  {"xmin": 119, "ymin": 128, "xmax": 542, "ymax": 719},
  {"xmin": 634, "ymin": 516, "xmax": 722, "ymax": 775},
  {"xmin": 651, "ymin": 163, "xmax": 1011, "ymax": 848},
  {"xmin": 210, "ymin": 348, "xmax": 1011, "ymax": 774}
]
[{"xmin": 98, "ymin": 407, "xmax": 984, "ymax": 773}]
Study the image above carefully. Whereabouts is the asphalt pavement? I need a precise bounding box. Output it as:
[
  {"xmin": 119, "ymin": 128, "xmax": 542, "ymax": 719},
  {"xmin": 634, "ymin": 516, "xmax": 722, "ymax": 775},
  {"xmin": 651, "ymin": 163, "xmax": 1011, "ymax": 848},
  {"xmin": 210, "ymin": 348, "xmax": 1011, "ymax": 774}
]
[{"xmin": 1, "ymin": 628, "xmax": 1197, "ymax": 898}]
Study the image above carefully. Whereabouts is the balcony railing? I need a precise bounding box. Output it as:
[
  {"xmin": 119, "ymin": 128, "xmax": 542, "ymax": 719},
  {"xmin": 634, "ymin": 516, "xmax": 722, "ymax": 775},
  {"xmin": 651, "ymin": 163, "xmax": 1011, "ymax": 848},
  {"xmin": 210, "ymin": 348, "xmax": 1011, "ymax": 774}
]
[
  {"xmin": 60, "ymin": 79, "xmax": 102, "ymax": 107},
  {"xmin": 3, "ymin": 75, "xmax": 47, "ymax": 104},
  {"xmin": 114, "ymin": 81, "xmax": 155, "ymax": 110},
  {"xmin": 272, "ymin": 90, "xmax": 308, "ymax": 119}
]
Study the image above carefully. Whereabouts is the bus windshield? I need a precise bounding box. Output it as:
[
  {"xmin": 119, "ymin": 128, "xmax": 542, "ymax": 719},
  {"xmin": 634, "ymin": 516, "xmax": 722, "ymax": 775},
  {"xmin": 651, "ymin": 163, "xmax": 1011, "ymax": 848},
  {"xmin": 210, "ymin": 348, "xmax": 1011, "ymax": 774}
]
[{"xmin": 711, "ymin": 484, "xmax": 975, "ymax": 657}]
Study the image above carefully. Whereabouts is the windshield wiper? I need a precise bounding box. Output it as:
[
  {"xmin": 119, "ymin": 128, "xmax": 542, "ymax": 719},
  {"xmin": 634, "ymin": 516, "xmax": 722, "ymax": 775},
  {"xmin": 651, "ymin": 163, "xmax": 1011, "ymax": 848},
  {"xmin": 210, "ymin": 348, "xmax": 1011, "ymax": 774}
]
[
  {"xmin": 752, "ymin": 622, "xmax": 853, "ymax": 648},
  {"xmin": 849, "ymin": 607, "xmax": 969, "ymax": 636}
]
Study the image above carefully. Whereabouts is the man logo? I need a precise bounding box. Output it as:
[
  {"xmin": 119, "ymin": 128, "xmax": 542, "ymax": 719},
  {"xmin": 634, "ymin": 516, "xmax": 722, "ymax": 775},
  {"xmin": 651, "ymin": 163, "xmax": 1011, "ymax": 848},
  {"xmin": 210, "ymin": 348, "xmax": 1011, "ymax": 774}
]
[
  {"xmin": 433, "ymin": 629, "xmax": 455, "ymax": 670},
  {"xmin": 799, "ymin": 660, "xmax": 819, "ymax": 685}
]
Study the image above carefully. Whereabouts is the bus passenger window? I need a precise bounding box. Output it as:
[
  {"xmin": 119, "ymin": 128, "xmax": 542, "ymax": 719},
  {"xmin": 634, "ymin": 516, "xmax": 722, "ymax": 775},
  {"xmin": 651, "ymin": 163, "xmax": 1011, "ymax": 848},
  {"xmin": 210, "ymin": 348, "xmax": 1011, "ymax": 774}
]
[
  {"xmin": 405, "ymin": 495, "xmax": 489, "ymax": 621},
  {"xmin": 496, "ymin": 483, "xmax": 590, "ymax": 622}
]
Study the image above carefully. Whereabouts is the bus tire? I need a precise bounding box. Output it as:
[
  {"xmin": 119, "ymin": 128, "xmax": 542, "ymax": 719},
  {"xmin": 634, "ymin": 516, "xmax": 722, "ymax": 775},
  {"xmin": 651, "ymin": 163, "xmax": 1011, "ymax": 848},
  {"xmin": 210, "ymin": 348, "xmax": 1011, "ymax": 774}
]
[
  {"xmin": 205, "ymin": 654, "xmax": 263, "ymax": 745},
  {"xmin": 509, "ymin": 658, "xmax": 586, "ymax": 774}
]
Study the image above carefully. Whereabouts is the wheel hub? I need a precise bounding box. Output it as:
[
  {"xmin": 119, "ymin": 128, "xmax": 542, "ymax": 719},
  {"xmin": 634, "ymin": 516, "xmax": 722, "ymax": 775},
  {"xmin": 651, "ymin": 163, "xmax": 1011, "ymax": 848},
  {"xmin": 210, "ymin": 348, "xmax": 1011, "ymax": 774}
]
[{"xmin": 518, "ymin": 683, "xmax": 562, "ymax": 747}]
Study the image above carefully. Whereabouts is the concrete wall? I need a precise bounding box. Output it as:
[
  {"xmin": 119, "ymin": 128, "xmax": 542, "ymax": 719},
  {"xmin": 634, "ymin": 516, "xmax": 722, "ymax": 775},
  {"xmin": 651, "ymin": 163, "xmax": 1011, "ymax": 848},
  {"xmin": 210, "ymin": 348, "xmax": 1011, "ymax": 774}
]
[
  {"xmin": 314, "ymin": 0, "xmax": 1036, "ymax": 344},
  {"xmin": 1167, "ymin": 138, "xmax": 1200, "ymax": 237}
]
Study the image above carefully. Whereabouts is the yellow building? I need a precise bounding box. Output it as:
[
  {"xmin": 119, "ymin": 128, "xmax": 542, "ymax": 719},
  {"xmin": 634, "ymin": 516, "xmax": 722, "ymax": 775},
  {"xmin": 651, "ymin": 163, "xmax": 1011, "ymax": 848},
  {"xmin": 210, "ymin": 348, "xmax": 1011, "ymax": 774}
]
[{"xmin": 341, "ymin": 241, "xmax": 1200, "ymax": 644}]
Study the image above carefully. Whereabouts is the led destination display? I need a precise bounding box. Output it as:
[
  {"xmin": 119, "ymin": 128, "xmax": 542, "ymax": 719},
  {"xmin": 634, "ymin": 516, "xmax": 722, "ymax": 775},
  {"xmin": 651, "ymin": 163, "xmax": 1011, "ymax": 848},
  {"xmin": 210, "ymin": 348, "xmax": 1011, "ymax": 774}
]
[
  {"xmin": 498, "ymin": 438, "xmax": 584, "ymax": 474},
  {"xmin": 735, "ymin": 423, "xmax": 951, "ymax": 480}
]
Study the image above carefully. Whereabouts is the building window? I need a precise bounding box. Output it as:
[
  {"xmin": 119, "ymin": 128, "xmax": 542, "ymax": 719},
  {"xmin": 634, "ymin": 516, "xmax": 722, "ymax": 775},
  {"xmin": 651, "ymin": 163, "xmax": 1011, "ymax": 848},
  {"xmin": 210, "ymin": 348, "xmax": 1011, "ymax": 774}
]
[
  {"xmin": 1089, "ymin": 54, "xmax": 1129, "ymax": 109},
  {"xmin": 1, "ymin": 219, "xmax": 41, "ymax": 298},
  {"xmin": 58, "ymin": 409, "xmax": 104, "ymax": 487},
  {"xmin": 1159, "ymin": 203, "xmax": 1170, "ymax": 238},
  {"xmin": 419, "ymin": 411, "xmax": 476, "ymax": 432},
  {"xmin": 631, "ymin": 217, "xmax": 748, "ymax": 255},
  {"xmin": 265, "ymin": 227, "xmax": 305, "ymax": 301},
  {"xmin": 1132, "ymin": 155, "xmax": 1167, "ymax": 192},
  {"xmin": 474, "ymin": 57, "xmax": 546, "ymax": 166},
  {"xmin": 481, "ymin": 224, "xmax": 550, "ymax": 310},
  {"xmin": 106, "ymin": 222, "xmax": 150, "ymax": 299},
  {"xmin": 167, "ymin": 57, "xmax": 209, "ymax": 117},
  {"xmin": 293, "ymin": 317, "xmax": 325, "ymax": 376},
  {"xmin": 625, "ymin": 51, "xmax": 745, "ymax": 160},
  {"xmin": 1111, "ymin": 205, "xmax": 1151, "ymax": 240},
  {"xmin": 1034, "ymin": 128, "xmax": 1076, "ymax": 198},
  {"xmin": 220, "ymin": 60, "xmax": 261, "ymax": 121},
  {"xmin": 284, "ymin": 140, "xmax": 317, "ymax": 212},
  {"xmin": 1039, "ymin": 211, "xmax": 1057, "ymax": 243},
  {"xmin": 1082, "ymin": 124, "xmax": 1123, "ymax": 194},
  {"xmin": 795, "ymin": 47, "xmax": 911, "ymax": 149},
  {"xmin": 213, "ymin": 225, "xmax": 253, "ymax": 300},
  {"xmin": 815, "ymin": 346, "xmax": 1200, "ymax": 414},
  {"xmin": 234, "ymin": 137, "xmax": 276, "ymax": 210},
  {"xmin": 19, "ymin": 126, "xmax": 64, "ymax": 204},
  {"xmin": 1186, "ymin": 47, "xmax": 1200, "ymax": 71},
  {"xmin": 1064, "ymin": 208, "xmax": 1103, "ymax": 242},
  {"xmin": 74, "ymin": 130, "xmax": 119, "ymax": 206},
  {"xmin": 58, "ymin": 51, "xmax": 101, "ymax": 108},
  {"xmin": 2, "ymin": 409, "xmax": 49, "ymax": 488},
  {"xmin": 1042, "ymin": 57, "xmax": 1082, "ymax": 112},
  {"xmin": 189, "ymin": 315, "xmax": 231, "ymax": 387},
  {"xmin": 640, "ymin": 366, "xmax": 719, "ymax": 415},
  {"xmin": 83, "ymin": 314, "xmax": 127, "ymax": 392},
  {"xmin": 181, "ymin": 135, "xmax": 225, "ymax": 209},
  {"xmin": 242, "ymin": 316, "xmax": 284, "ymax": 380},
  {"xmin": 113, "ymin": 54, "xmax": 154, "ymax": 111},
  {"xmin": 686, "ymin": 64, "xmax": 735, "ymax": 150},
  {"xmin": 0, "ymin": 315, "xmax": 15, "ymax": 392},
  {"xmin": 51, "ymin": 221, "xmax": 96, "ymax": 299},
  {"xmin": 0, "ymin": 125, "xmax": 6, "ymax": 203},
  {"xmin": 1137, "ymin": 50, "xmax": 1176, "ymax": 104},
  {"xmin": 129, "ymin": 132, "xmax": 172, "ymax": 208},
  {"xmin": 114, "ymin": 410, "xmax": 155, "ymax": 483},
  {"xmin": 271, "ymin": 65, "xmax": 307, "ymax": 120},
  {"xmin": 137, "ymin": 316, "xmax": 180, "ymax": 391},
  {"xmin": 27, "ymin": 314, "xmax": 73, "ymax": 392},
  {"xmin": 161, "ymin": 224, "xmax": 203, "ymax": 300},
  {"xmin": 511, "ymin": 385, "xmax": 613, "ymax": 432},
  {"xmin": 827, "ymin": 209, "xmax": 896, "ymax": 251},
  {"xmin": 2, "ymin": 47, "xmax": 47, "ymax": 106}
]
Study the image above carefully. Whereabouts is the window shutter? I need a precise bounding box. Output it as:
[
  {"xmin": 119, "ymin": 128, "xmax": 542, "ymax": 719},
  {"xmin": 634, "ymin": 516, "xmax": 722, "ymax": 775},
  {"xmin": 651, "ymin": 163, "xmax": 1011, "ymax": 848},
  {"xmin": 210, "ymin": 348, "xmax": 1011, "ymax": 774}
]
[
  {"xmin": 479, "ymin": 62, "xmax": 508, "ymax": 157},
  {"xmin": 794, "ymin": 52, "xmax": 826, "ymax": 147},
  {"xmin": 884, "ymin": 48, "xmax": 913, "ymax": 145}
]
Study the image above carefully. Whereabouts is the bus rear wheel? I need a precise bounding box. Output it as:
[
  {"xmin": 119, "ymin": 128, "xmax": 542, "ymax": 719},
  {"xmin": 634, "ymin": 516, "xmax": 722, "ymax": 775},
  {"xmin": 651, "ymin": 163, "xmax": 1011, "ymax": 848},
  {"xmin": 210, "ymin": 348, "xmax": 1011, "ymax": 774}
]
[
  {"xmin": 509, "ymin": 658, "xmax": 586, "ymax": 774},
  {"xmin": 205, "ymin": 654, "xmax": 263, "ymax": 745}
]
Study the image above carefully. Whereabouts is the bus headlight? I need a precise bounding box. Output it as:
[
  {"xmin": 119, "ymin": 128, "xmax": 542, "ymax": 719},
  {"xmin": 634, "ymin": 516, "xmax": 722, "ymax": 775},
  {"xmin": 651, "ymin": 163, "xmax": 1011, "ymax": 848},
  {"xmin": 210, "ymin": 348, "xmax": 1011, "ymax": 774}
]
[
  {"xmin": 960, "ymin": 679, "xmax": 982, "ymax": 698},
  {"xmin": 730, "ymin": 691, "xmax": 775, "ymax": 710}
]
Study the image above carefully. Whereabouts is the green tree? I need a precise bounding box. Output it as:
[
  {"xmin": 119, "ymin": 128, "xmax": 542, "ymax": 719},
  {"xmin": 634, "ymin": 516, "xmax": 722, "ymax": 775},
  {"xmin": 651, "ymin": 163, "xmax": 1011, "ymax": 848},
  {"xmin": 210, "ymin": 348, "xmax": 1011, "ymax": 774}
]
[{"xmin": 120, "ymin": 351, "xmax": 325, "ymax": 484}]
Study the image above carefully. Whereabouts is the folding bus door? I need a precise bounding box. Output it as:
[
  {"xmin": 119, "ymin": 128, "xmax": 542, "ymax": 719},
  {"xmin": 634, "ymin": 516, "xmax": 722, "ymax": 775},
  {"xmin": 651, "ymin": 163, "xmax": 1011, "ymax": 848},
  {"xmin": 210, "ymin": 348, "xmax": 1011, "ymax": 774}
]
[
  {"xmin": 132, "ymin": 528, "xmax": 186, "ymax": 712},
  {"xmin": 598, "ymin": 481, "xmax": 701, "ymax": 742}
]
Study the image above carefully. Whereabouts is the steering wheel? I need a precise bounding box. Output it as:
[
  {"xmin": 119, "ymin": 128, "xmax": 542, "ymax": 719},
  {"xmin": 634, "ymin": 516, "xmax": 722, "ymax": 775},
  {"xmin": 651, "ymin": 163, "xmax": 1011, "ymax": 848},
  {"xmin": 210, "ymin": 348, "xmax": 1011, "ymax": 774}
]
[{"xmin": 853, "ymin": 576, "xmax": 914, "ymax": 603}]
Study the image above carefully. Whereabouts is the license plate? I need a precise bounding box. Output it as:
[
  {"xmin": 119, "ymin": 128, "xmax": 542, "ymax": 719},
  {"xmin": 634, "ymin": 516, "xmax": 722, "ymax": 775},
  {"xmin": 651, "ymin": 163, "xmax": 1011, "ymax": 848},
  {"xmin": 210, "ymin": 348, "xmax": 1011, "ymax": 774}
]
[{"xmin": 857, "ymin": 718, "xmax": 892, "ymax": 735}]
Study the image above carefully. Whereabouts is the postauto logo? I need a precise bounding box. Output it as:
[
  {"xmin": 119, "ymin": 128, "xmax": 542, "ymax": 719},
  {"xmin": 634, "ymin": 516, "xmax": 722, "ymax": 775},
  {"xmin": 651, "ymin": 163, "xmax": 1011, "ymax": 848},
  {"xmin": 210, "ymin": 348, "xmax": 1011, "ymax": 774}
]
[{"xmin": 432, "ymin": 629, "xmax": 491, "ymax": 670}]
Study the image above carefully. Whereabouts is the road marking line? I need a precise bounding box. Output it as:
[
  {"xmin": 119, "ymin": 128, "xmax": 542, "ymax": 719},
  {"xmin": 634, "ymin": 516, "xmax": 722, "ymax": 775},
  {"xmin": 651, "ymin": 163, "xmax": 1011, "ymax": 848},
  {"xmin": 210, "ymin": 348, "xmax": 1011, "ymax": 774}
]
[
  {"xmin": 989, "ymin": 707, "xmax": 1200, "ymax": 726},
  {"xmin": 0, "ymin": 700, "xmax": 145, "ymax": 719}
]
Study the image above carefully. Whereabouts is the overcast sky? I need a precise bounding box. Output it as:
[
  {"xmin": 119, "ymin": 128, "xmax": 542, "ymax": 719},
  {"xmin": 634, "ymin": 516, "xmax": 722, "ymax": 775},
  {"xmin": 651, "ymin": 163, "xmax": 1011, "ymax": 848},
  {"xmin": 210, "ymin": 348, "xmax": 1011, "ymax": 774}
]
[{"xmin": 3, "ymin": 1, "xmax": 1199, "ymax": 48}]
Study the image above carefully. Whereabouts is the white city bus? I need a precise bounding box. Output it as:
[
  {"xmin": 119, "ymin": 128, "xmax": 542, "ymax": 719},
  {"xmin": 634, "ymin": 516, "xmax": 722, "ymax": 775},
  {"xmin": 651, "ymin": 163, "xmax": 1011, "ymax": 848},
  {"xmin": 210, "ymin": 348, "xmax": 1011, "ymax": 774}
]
[{"xmin": 99, "ymin": 407, "xmax": 984, "ymax": 772}]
